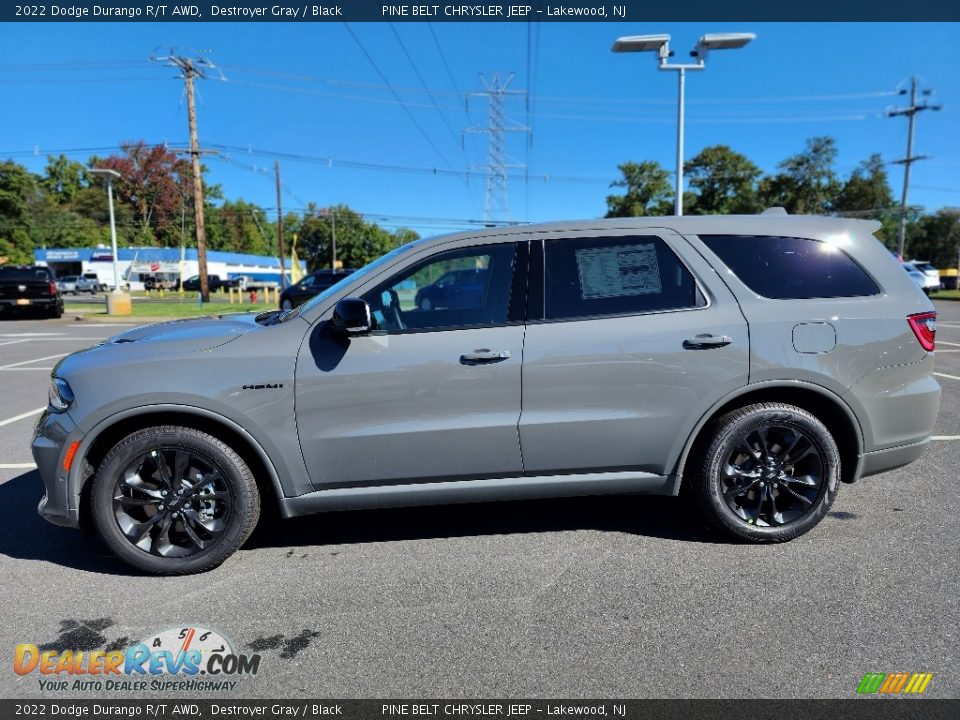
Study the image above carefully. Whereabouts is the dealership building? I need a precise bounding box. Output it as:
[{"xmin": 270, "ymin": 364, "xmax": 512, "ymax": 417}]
[{"xmin": 34, "ymin": 246, "xmax": 304, "ymax": 291}]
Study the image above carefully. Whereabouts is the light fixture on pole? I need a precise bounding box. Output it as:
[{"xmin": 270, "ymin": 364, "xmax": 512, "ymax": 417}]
[
  {"xmin": 89, "ymin": 167, "xmax": 132, "ymax": 315},
  {"xmin": 88, "ymin": 167, "xmax": 122, "ymax": 292},
  {"xmin": 612, "ymin": 32, "xmax": 755, "ymax": 216}
]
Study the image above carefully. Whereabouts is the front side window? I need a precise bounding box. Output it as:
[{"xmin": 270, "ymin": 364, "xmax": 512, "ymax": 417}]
[
  {"xmin": 544, "ymin": 235, "xmax": 703, "ymax": 321},
  {"xmin": 361, "ymin": 243, "xmax": 521, "ymax": 333},
  {"xmin": 699, "ymin": 235, "xmax": 880, "ymax": 299}
]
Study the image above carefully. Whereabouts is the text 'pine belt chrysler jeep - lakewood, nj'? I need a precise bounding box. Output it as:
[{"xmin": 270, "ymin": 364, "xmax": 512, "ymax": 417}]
[{"xmin": 33, "ymin": 213, "xmax": 941, "ymax": 574}]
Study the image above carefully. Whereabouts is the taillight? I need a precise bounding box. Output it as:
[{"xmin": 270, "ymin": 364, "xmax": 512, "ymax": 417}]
[
  {"xmin": 907, "ymin": 311, "xmax": 936, "ymax": 352},
  {"xmin": 49, "ymin": 281, "xmax": 58, "ymax": 296}
]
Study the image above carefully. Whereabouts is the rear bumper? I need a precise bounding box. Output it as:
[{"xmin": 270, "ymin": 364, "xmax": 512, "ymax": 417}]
[
  {"xmin": 0, "ymin": 297, "xmax": 60, "ymax": 308},
  {"xmin": 858, "ymin": 436, "xmax": 931, "ymax": 479}
]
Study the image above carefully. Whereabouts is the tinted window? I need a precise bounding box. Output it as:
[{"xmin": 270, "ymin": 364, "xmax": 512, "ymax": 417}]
[
  {"xmin": 544, "ymin": 236, "xmax": 702, "ymax": 321},
  {"xmin": 0, "ymin": 267, "xmax": 53, "ymax": 280},
  {"xmin": 361, "ymin": 243, "xmax": 520, "ymax": 332},
  {"xmin": 700, "ymin": 235, "xmax": 880, "ymax": 299}
]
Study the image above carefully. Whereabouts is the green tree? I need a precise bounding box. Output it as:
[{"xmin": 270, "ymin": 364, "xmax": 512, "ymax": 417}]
[
  {"xmin": 758, "ymin": 136, "xmax": 841, "ymax": 214},
  {"xmin": 41, "ymin": 155, "xmax": 89, "ymax": 204},
  {"xmin": 907, "ymin": 209, "xmax": 960, "ymax": 267},
  {"xmin": 605, "ymin": 161, "xmax": 673, "ymax": 217},
  {"xmin": 0, "ymin": 161, "xmax": 41, "ymax": 264},
  {"xmin": 834, "ymin": 154, "xmax": 899, "ymax": 240},
  {"xmin": 685, "ymin": 145, "xmax": 763, "ymax": 215}
]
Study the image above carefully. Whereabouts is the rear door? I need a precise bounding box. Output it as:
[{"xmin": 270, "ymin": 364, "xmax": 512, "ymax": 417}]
[{"xmin": 519, "ymin": 229, "xmax": 749, "ymax": 477}]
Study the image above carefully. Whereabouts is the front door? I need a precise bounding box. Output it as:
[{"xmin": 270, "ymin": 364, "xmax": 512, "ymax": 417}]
[{"xmin": 295, "ymin": 240, "xmax": 528, "ymax": 488}]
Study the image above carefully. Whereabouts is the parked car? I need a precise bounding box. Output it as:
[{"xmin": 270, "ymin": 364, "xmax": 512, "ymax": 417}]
[
  {"xmin": 279, "ymin": 269, "xmax": 354, "ymax": 310},
  {"xmin": 143, "ymin": 275, "xmax": 178, "ymax": 291},
  {"xmin": 414, "ymin": 268, "xmax": 489, "ymax": 311},
  {"xmin": 83, "ymin": 272, "xmax": 108, "ymax": 292},
  {"xmin": 34, "ymin": 214, "xmax": 940, "ymax": 574},
  {"xmin": 178, "ymin": 274, "xmax": 241, "ymax": 293},
  {"xmin": 908, "ymin": 261, "xmax": 941, "ymax": 293},
  {"xmin": 57, "ymin": 275, "xmax": 99, "ymax": 295},
  {"xmin": 1, "ymin": 265, "xmax": 63, "ymax": 318},
  {"xmin": 902, "ymin": 262, "xmax": 930, "ymax": 294}
]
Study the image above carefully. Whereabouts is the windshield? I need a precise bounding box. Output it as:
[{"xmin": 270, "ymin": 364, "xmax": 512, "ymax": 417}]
[{"xmin": 275, "ymin": 242, "xmax": 420, "ymax": 324}]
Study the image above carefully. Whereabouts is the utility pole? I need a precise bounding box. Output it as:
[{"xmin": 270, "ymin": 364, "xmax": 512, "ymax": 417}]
[
  {"xmin": 887, "ymin": 76, "xmax": 941, "ymax": 259},
  {"xmin": 466, "ymin": 73, "xmax": 529, "ymax": 223},
  {"xmin": 275, "ymin": 160, "xmax": 286, "ymax": 289},
  {"xmin": 152, "ymin": 51, "xmax": 220, "ymax": 302}
]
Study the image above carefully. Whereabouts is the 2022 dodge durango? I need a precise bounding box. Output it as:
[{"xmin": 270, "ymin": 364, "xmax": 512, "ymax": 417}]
[{"xmin": 33, "ymin": 214, "xmax": 941, "ymax": 574}]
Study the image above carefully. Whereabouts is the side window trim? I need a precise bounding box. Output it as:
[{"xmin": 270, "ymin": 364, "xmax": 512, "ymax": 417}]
[{"xmin": 363, "ymin": 240, "xmax": 529, "ymax": 336}]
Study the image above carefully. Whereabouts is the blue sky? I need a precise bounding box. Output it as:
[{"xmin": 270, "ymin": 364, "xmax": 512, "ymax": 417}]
[{"xmin": 1, "ymin": 21, "xmax": 958, "ymax": 237}]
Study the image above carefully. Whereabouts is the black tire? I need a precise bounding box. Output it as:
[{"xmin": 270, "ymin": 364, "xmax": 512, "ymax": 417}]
[
  {"xmin": 47, "ymin": 304, "xmax": 63, "ymax": 319},
  {"xmin": 90, "ymin": 426, "xmax": 260, "ymax": 574},
  {"xmin": 418, "ymin": 297, "xmax": 433, "ymax": 311},
  {"xmin": 280, "ymin": 298, "xmax": 293, "ymax": 311},
  {"xmin": 691, "ymin": 402, "xmax": 840, "ymax": 543}
]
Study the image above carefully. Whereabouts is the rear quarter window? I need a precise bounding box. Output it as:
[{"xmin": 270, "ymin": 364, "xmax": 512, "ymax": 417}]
[{"xmin": 699, "ymin": 235, "xmax": 880, "ymax": 299}]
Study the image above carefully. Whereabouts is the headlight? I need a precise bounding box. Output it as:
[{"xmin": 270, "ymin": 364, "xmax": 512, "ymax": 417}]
[{"xmin": 49, "ymin": 377, "xmax": 74, "ymax": 412}]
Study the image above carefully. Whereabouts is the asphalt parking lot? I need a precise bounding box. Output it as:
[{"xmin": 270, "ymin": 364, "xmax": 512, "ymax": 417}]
[{"xmin": 0, "ymin": 304, "xmax": 958, "ymax": 699}]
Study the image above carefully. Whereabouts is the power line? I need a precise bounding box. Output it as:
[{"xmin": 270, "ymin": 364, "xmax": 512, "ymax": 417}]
[
  {"xmin": 388, "ymin": 25, "xmax": 462, "ymax": 151},
  {"xmin": 887, "ymin": 76, "xmax": 942, "ymax": 257},
  {"xmin": 466, "ymin": 73, "xmax": 530, "ymax": 221},
  {"xmin": 151, "ymin": 49, "xmax": 221, "ymax": 301},
  {"xmin": 342, "ymin": 22, "xmax": 453, "ymax": 169}
]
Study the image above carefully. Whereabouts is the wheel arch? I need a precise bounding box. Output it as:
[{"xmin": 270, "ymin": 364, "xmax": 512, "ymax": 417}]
[
  {"xmin": 671, "ymin": 381, "xmax": 864, "ymax": 495},
  {"xmin": 73, "ymin": 405, "xmax": 287, "ymax": 530}
]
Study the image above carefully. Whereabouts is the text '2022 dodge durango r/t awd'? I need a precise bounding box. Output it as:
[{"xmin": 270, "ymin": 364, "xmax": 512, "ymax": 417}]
[{"xmin": 33, "ymin": 214, "xmax": 940, "ymax": 574}]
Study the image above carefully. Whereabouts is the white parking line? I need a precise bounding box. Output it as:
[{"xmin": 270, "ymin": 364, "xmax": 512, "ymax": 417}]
[
  {"xmin": 0, "ymin": 333, "xmax": 65, "ymax": 337},
  {"xmin": 0, "ymin": 367, "xmax": 54, "ymax": 371},
  {"xmin": 0, "ymin": 463, "xmax": 36, "ymax": 469},
  {"xmin": 938, "ymin": 340, "xmax": 960, "ymax": 347},
  {"xmin": 934, "ymin": 372, "xmax": 960, "ymax": 382},
  {"xmin": 0, "ymin": 352, "xmax": 68, "ymax": 370},
  {"xmin": 0, "ymin": 407, "xmax": 45, "ymax": 428},
  {"xmin": 932, "ymin": 436, "xmax": 960, "ymax": 441},
  {"xmin": 0, "ymin": 339, "xmax": 32, "ymax": 347}
]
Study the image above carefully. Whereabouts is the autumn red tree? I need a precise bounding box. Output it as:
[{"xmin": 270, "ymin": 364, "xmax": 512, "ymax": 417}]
[{"xmin": 93, "ymin": 141, "xmax": 192, "ymax": 246}]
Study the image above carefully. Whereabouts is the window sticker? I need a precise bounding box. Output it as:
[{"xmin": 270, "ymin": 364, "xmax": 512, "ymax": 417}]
[{"xmin": 575, "ymin": 243, "xmax": 662, "ymax": 299}]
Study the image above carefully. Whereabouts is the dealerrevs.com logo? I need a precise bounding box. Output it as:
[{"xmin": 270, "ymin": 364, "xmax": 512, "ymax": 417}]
[{"xmin": 14, "ymin": 626, "xmax": 261, "ymax": 693}]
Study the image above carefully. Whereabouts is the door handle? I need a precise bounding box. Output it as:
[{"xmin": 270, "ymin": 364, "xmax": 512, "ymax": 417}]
[
  {"xmin": 460, "ymin": 349, "xmax": 511, "ymax": 365},
  {"xmin": 683, "ymin": 334, "xmax": 733, "ymax": 350}
]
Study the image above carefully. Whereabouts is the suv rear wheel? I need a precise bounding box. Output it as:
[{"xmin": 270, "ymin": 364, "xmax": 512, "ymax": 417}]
[
  {"xmin": 692, "ymin": 403, "xmax": 840, "ymax": 542},
  {"xmin": 90, "ymin": 426, "xmax": 260, "ymax": 574}
]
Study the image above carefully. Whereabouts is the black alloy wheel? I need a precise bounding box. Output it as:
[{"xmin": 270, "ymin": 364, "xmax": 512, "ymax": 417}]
[
  {"xmin": 91, "ymin": 426, "xmax": 260, "ymax": 574},
  {"xmin": 693, "ymin": 403, "xmax": 840, "ymax": 543}
]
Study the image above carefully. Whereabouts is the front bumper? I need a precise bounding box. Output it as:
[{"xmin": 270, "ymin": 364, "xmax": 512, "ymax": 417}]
[{"xmin": 31, "ymin": 409, "xmax": 83, "ymax": 529}]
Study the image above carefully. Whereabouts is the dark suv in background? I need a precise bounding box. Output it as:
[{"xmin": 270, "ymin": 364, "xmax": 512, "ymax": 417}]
[
  {"xmin": 279, "ymin": 269, "xmax": 354, "ymax": 309},
  {"xmin": 0, "ymin": 265, "xmax": 63, "ymax": 318}
]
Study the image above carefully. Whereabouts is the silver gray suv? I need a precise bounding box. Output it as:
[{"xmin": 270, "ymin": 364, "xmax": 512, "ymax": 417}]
[{"xmin": 33, "ymin": 214, "xmax": 941, "ymax": 574}]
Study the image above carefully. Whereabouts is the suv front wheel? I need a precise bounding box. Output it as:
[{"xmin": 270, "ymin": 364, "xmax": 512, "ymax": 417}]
[
  {"xmin": 692, "ymin": 403, "xmax": 840, "ymax": 543},
  {"xmin": 91, "ymin": 426, "xmax": 260, "ymax": 574}
]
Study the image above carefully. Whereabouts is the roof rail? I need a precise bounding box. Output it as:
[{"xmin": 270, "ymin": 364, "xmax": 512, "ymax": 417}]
[{"xmin": 761, "ymin": 207, "xmax": 788, "ymax": 216}]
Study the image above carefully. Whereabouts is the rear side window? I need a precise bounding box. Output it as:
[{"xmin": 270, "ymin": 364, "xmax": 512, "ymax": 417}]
[
  {"xmin": 699, "ymin": 235, "xmax": 879, "ymax": 299},
  {"xmin": 544, "ymin": 235, "xmax": 703, "ymax": 321}
]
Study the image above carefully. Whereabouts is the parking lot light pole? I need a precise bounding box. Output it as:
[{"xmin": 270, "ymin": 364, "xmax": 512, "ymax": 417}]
[
  {"xmin": 89, "ymin": 167, "xmax": 131, "ymax": 315},
  {"xmin": 88, "ymin": 168, "xmax": 122, "ymax": 292},
  {"xmin": 612, "ymin": 32, "xmax": 756, "ymax": 216}
]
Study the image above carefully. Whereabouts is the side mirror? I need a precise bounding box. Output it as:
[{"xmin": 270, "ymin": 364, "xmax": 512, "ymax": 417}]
[{"xmin": 330, "ymin": 297, "xmax": 372, "ymax": 335}]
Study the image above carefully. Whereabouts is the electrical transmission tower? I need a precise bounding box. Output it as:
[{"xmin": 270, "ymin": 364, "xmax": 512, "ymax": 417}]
[
  {"xmin": 466, "ymin": 73, "xmax": 529, "ymax": 223},
  {"xmin": 151, "ymin": 50, "xmax": 222, "ymax": 302},
  {"xmin": 887, "ymin": 76, "xmax": 941, "ymax": 259}
]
